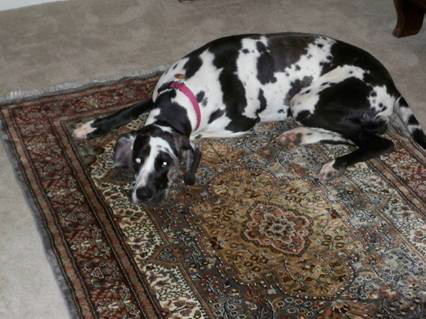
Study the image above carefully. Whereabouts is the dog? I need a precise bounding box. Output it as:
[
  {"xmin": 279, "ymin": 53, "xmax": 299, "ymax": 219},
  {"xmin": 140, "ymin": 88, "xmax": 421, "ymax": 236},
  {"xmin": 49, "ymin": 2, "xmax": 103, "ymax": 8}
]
[{"xmin": 73, "ymin": 33, "xmax": 426, "ymax": 204}]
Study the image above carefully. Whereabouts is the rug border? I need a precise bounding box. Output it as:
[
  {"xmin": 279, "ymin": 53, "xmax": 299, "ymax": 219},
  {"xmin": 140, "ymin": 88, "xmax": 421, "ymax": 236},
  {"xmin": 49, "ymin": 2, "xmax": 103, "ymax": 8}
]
[
  {"xmin": 0, "ymin": 116, "xmax": 83, "ymax": 319},
  {"xmin": 0, "ymin": 66, "xmax": 167, "ymax": 319}
]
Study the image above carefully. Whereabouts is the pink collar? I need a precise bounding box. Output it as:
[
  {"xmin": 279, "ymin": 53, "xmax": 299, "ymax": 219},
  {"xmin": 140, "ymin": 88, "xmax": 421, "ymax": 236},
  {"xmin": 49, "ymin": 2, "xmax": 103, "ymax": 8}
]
[{"xmin": 170, "ymin": 81, "xmax": 201, "ymax": 131}]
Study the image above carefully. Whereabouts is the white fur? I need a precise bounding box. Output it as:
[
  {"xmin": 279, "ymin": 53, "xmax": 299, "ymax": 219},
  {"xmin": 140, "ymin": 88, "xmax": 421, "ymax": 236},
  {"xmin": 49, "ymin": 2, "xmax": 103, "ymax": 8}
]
[
  {"xmin": 73, "ymin": 120, "xmax": 96, "ymax": 139},
  {"xmin": 319, "ymin": 160, "xmax": 342, "ymax": 182},
  {"xmin": 278, "ymin": 127, "xmax": 353, "ymax": 146}
]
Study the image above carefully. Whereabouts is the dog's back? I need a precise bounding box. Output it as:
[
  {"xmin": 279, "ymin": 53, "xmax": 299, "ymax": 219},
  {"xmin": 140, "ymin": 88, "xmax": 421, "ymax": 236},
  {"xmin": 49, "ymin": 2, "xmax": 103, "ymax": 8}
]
[{"xmin": 153, "ymin": 32, "xmax": 425, "ymax": 147}]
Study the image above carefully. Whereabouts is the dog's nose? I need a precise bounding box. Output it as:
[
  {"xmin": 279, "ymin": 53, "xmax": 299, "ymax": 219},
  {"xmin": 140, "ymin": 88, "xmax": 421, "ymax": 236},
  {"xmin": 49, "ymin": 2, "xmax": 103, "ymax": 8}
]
[{"xmin": 136, "ymin": 187, "xmax": 153, "ymax": 202}]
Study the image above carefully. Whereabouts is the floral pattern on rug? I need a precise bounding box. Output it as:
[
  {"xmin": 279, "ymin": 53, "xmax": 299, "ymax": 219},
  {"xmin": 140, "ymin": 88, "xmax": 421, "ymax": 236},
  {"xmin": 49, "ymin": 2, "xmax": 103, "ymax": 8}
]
[
  {"xmin": 1, "ymin": 76, "xmax": 425, "ymax": 318},
  {"xmin": 243, "ymin": 203, "xmax": 312, "ymax": 255},
  {"xmin": 84, "ymin": 114, "xmax": 426, "ymax": 318}
]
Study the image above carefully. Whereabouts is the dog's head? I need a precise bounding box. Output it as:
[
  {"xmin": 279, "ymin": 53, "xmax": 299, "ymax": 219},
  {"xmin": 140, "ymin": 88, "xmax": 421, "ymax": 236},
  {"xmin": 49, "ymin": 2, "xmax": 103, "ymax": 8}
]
[{"xmin": 113, "ymin": 125, "xmax": 195, "ymax": 204}]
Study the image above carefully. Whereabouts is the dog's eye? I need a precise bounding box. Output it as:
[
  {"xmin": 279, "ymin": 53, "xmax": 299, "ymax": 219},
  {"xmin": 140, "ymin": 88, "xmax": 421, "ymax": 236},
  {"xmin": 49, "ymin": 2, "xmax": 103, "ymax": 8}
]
[
  {"xmin": 161, "ymin": 161, "xmax": 168, "ymax": 168},
  {"xmin": 135, "ymin": 158, "xmax": 142, "ymax": 164}
]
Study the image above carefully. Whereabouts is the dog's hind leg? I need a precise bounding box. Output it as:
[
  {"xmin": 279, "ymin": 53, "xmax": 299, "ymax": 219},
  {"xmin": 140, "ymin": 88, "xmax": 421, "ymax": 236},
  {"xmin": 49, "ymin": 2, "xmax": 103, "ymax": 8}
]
[
  {"xmin": 319, "ymin": 131, "xmax": 394, "ymax": 182},
  {"xmin": 277, "ymin": 127, "xmax": 354, "ymax": 147},
  {"xmin": 73, "ymin": 99, "xmax": 155, "ymax": 139}
]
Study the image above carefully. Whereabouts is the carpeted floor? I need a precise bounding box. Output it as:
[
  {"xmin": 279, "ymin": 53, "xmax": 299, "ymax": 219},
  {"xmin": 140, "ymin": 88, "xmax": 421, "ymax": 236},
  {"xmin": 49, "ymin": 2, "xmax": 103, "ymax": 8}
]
[
  {"xmin": 0, "ymin": 1, "xmax": 425, "ymax": 318},
  {"xmin": 1, "ymin": 74, "xmax": 425, "ymax": 318}
]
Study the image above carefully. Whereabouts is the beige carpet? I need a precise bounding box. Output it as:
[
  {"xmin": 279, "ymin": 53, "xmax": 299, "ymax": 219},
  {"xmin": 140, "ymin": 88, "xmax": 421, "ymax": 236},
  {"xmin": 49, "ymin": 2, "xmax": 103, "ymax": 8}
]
[{"xmin": 0, "ymin": 0, "xmax": 425, "ymax": 318}]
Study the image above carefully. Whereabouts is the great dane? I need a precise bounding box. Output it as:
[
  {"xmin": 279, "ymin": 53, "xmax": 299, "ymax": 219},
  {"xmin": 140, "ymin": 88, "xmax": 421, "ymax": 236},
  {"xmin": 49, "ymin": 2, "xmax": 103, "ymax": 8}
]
[{"xmin": 73, "ymin": 33, "xmax": 426, "ymax": 204}]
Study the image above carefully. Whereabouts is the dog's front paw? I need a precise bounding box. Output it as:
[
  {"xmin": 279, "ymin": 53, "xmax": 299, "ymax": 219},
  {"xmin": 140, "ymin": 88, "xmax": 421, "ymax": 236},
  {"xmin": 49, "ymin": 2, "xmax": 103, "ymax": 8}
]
[
  {"xmin": 277, "ymin": 131, "xmax": 303, "ymax": 147},
  {"xmin": 73, "ymin": 120, "xmax": 97, "ymax": 140},
  {"xmin": 319, "ymin": 160, "xmax": 344, "ymax": 182}
]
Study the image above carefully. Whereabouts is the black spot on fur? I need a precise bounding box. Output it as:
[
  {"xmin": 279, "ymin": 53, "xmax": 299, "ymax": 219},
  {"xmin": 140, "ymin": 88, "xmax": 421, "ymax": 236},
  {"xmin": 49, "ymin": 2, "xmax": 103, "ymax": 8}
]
[
  {"xmin": 284, "ymin": 76, "xmax": 313, "ymax": 105},
  {"xmin": 278, "ymin": 109, "xmax": 285, "ymax": 114},
  {"xmin": 371, "ymin": 91, "xmax": 377, "ymax": 97},
  {"xmin": 196, "ymin": 91, "xmax": 205, "ymax": 103},
  {"xmin": 256, "ymin": 41, "xmax": 277, "ymax": 84},
  {"xmin": 154, "ymin": 151, "xmax": 173, "ymax": 172},
  {"xmin": 257, "ymin": 89, "xmax": 267, "ymax": 115},
  {"xmin": 295, "ymin": 65, "xmax": 301, "ymax": 71},
  {"xmin": 398, "ymin": 97, "xmax": 409, "ymax": 107},
  {"xmin": 287, "ymin": 109, "xmax": 293, "ymax": 118},
  {"xmin": 408, "ymin": 115, "xmax": 419, "ymax": 125},
  {"xmin": 265, "ymin": 33, "xmax": 311, "ymax": 71},
  {"xmin": 295, "ymin": 110, "xmax": 312, "ymax": 123},
  {"xmin": 242, "ymin": 49, "xmax": 249, "ymax": 54},
  {"xmin": 317, "ymin": 43, "xmax": 324, "ymax": 48},
  {"xmin": 412, "ymin": 128, "xmax": 426, "ymax": 149},
  {"xmin": 132, "ymin": 135, "xmax": 151, "ymax": 171},
  {"xmin": 208, "ymin": 109, "xmax": 225, "ymax": 124},
  {"xmin": 183, "ymin": 55, "xmax": 203, "ymax": 78},
  {"xmin": 257, "ymin": 41, "xmax": 267, "ymax": 53},
  {"xmin": 201, "ymin": 97, "xmax": 208, "ymax": 107}
]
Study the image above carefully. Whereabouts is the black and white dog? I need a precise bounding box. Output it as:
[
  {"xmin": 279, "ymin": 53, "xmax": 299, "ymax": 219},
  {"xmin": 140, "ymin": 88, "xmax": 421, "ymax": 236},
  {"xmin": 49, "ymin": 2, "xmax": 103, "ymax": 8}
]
[{"xmin": 74, "ymin": 33, "xmax": 426, "ymax": 204}]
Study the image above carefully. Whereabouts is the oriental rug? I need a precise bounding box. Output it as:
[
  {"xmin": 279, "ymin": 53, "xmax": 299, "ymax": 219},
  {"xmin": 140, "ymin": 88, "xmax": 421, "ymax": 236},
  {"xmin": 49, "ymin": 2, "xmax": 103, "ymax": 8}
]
[{"xmin": 1, "ymin": 74, "xmax": 425, "ymax": 319}]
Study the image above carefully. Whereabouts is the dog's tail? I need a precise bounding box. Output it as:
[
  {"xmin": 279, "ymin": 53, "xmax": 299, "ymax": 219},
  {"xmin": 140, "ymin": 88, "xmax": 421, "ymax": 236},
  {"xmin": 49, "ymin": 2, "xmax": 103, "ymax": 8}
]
[{"xmin": 394, "ymin": 96, "xmax": 426, "ymax": 149}]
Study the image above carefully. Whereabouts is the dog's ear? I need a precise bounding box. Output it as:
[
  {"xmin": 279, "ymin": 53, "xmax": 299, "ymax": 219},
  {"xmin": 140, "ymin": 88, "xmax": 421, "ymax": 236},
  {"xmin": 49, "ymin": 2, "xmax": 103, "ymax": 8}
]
[
  {"xmin": 173, "ymin": 134, "xmax": 192, "ymax": 156},
  {"xmin": 113, "ymin": 133, "xmax": 136, "ymax": 168}
]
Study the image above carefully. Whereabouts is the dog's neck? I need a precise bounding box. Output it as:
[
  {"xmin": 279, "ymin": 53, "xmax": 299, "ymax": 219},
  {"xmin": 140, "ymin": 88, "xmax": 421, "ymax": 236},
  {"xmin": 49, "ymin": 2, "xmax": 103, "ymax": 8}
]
[
  {"xmin": 150, "ymin": 121, "xmax": 191, "ymax": 144},
  {"xmin": 149, "ymin": 122, "xmax": 192, "ymax": 161},
  {"xmin": 151, "ymin": 122, "xmax": 177, "ymax": 135},
  {"xmin": 151, "ymin": 82, "xmax": 201, "ymax": 136}
]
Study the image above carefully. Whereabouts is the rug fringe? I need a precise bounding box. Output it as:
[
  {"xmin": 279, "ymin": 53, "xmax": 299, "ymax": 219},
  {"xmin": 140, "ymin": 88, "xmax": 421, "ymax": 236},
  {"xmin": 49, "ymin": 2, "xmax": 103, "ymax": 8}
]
[{"xmin": 0, "ymin": 65, "xmax": 169, "ymax": 106}]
